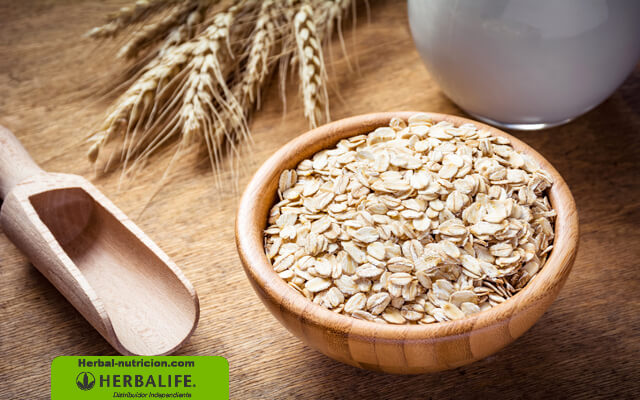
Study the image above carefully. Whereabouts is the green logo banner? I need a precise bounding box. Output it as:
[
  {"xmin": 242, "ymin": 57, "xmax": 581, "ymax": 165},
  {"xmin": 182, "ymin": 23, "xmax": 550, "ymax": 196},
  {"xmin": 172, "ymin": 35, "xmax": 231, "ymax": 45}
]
[{"xmin": 51, "ymin": 356, "xmax": 228, "ymax": 399}]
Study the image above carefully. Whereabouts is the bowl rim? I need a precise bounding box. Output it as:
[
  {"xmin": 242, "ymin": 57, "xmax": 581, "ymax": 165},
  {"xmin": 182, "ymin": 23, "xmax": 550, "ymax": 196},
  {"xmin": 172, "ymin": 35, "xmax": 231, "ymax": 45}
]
[{"xmin": 236, "ymin": 112, "xmax": 579, "ymax": 341}]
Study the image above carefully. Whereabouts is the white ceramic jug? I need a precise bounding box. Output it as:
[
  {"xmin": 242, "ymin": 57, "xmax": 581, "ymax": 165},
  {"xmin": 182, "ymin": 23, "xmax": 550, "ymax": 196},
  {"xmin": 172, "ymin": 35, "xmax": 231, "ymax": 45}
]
[{"xmin": 408, "ymin": 0, "xmax": 640, "ymax": 130}]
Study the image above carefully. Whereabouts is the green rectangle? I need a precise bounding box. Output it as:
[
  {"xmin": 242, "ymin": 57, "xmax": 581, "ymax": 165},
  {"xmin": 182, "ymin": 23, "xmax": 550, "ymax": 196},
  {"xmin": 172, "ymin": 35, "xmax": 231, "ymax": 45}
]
[{"xmin": 51, "ymin": 356, "xmax": 228, "ymax": 399}]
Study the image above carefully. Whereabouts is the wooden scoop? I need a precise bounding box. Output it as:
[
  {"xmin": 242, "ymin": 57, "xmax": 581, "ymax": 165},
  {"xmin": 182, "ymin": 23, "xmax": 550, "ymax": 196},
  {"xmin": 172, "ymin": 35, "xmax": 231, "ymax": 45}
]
[{"xmin": 0, "ymin": 126, "xmax": 199, "ymax": 355}]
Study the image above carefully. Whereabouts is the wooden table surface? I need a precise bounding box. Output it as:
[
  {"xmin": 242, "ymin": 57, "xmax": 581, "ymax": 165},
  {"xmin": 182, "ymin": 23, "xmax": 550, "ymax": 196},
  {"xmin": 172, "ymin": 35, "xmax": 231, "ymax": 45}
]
[{"xmin": 1, "ymin": 1, "xmax": 639, "ymax": 398}]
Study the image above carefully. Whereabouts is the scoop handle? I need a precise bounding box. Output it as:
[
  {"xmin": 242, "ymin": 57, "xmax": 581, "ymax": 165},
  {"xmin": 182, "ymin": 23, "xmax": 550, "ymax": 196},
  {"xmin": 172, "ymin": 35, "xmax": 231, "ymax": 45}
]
[{"xmin": 0, "ymin": 125, "xmax": 44, "ymax": 200}]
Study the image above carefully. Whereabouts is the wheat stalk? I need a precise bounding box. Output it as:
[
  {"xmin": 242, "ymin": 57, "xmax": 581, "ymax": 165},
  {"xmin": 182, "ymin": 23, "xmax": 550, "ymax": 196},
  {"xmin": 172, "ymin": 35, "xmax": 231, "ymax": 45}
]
[
  {"xmin": 87, "ymin": 42, "xmax": 195, "ymax": 164},
  {"xmin": 235, "ymin": 0, "xmax": 279, "ymax": 109},
  {"xmin": 204, "ymin": 0, "xmax": 282, "ymax": 178},
  {"xmin": 314, "ymin": 0, "xmax": 353, "ymax": 71},
  {"xmin": 86, "ymin": 0, "xmax": 357, "ymax": 179},
  {"xmin": 176, "ymin": 8, "xmax": 239, "ymax": 159},
  {"xmin": 293, "ymin": 3, "xmax": 329, "ymax": 128},
  {"xmin": 117, "ymin": 1, "xmax": 199, "ymax": 59},
  {"xmin": 86, "ymin": 0, "xmax": 177, "ymax": 38},
  {"xmin": 314, "ymin": 0, "xmax": 352, "ymax": 41}
]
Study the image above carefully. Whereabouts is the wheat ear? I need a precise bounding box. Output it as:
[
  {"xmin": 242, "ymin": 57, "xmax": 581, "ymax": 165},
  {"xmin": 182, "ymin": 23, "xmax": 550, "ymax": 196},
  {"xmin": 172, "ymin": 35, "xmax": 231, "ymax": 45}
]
[
  {"xmin": 87, "ymin": 44, "xmax": 194, "ymax": 164},
  {"xmin": 294, "ymin": 3, "xmax": 330, "ymax": 128},
  {"xmin": 179, "ymin": 9, "xmax": 237, "ymax": 147},
  {"xmin": 86, "ymin": 0, "xmax": 176, "ymax": 38},
  {"xmin": 314, "ymin": 0, "xmax": 352, "ymax": 41},
  {"xmin": 86, "ymin": 0, "xmax": 359, "ymax": 179},
  {"xmin": 235, "ymin": 0, "xmax": 279, "ymax": 110},
  {"xmin": 117, "ymin": 2, "xmax": 199, "ymax": 59},
  {"xmin": 129, "ymin": 5, "xmax": 242, "ymax": 172},
  {"xmin": 197, "ymin": 0, "xmax": 281, "ymax": 170}
]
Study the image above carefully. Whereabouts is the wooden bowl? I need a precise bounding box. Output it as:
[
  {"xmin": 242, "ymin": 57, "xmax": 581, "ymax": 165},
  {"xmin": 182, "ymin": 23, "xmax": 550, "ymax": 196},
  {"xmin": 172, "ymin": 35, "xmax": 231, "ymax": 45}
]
[{"xmin": 236, "ymin": 112, "xmax": 579, "ymax": 374}]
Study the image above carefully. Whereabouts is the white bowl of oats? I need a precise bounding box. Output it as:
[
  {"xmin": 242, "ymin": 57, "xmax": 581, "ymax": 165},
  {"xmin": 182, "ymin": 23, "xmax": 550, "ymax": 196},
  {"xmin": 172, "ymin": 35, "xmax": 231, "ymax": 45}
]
[{"xmin": 236, "ymin": 112, "xmax": 578, "ymax": 374}]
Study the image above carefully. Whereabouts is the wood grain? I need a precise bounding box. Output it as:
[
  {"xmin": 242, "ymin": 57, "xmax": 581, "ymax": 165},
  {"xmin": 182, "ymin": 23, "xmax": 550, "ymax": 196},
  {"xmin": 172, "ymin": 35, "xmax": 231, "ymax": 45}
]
[{"xmin": 1, "ymin": 0, "xmax": 639, "ymax": 398}]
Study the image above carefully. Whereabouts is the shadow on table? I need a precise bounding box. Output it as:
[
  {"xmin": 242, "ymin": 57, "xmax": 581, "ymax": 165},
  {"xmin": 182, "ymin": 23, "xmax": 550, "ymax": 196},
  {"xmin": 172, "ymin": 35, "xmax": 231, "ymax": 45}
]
[{"xmin": 293, "ymin": 296, "xmax": 637, "ymax": 399}]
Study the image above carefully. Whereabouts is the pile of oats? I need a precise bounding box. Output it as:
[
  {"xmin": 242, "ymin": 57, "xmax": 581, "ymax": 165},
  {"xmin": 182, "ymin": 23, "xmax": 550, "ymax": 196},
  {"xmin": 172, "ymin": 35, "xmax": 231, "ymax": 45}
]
[{"xmin": 264, "ymin": 113, "xmax": 556, "ymax": 325}]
